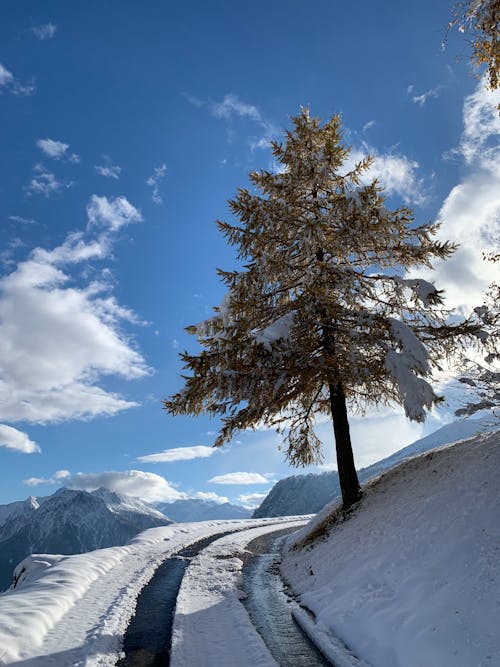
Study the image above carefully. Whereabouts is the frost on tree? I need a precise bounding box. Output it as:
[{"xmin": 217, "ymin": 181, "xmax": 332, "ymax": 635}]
[{"xmin": 165, "ymin": 110, "xmax": 479, "ymax": 510}]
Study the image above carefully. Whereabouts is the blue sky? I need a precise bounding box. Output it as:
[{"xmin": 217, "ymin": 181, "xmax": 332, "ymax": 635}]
[{"xmin": 0, "ymin": 1, "xmax": 498, "ymax": 507}]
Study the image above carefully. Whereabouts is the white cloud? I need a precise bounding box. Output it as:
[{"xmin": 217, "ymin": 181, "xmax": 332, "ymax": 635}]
[
  {"xmin": 0, "ymin": 237, "xmax": 26, "ymax": 268},
  {"xmin": 426, "ymin": 172, "xmax": 500, "ymax": 310},
  {"xmin": 211, "ymin": 94, "xmax": 262, "ymax": 121},
  {"xmin": 32, "ymin": 23, "xmax": 57, "ymax": 40},
  {"xmin": 146, "ymin": 164, "xmax": 167, "ymax": 205},
  {"xmin": 249, "ymin": 136, "xmax": 273, "ymax": 151},
  {"xmin": 33, "ymin": 230, "xmax": 109, "ymax": 264},
  {"xmin": 37, "ymin": 138, "xmax": 79, "ymax": 163},
  {"xmin": 0, "ymin": 63, "xmax": 35, "ymax": 96},
  {"xmin": 208, "ymin": 472, "xmax": 270, "ymax": 485},
  {"xmin": 201, "ymin": 93, "xmax": 278, "ymax": 152},
  {"xmin": 23, "ymin": 470, "xmax": 70, "ymax": 486},
  {"xmin": 363, "ymin": 120, "xmax": 376, "ymax": 132},
  {"xmin": 138, "ymin": 445, "xmax": 216, "ymax": 464},
  {"xmin": 413, "ymin": 79, "xmax": 500, "ymax": 312},
  {"xmin": 343, "ymin": 147, "xmax": 427, "ymax": 205},
  {"xmin": 66, "ymin": 469, "xmax": 184, "ymax": 503},
  {"xmin": 13, "ymin": 81, "xmax": 36, "ymax": 96},
  {"xmin": 411, "ymin": 85, "xmax": 443, "ymax": 107},
  {"xmin": 95, "ymin": 164, "xmax": 121, "ymax": 179},
  {"xmin": 0, "ymin": 424, "xmax": 40, "ymax": 454},
  {"xmin": 193, "ymin": 491, "xmax": 230, "ymax": 504},
  {"xmin": 238, "ymin": 492, "xmax": 269, "ymax": 508},
  {"xmin": 8, "ymin": 216, "xmax": 37, "ymax": 225},
  {"xmin": 87, "ymin": 195, "xmax": 143, "ymax": 231},
  {"xmin": 0, "ymin": 204, "xmax": 150, "ymax": 428},
  {"xmin": 182, "ymin": 92, "xmax": 205, "ymax": 108},
  {"xmin": 460, "ymin": 81, "xmax": 500, "ymax": 166},
  {"xmin": 23, "ymin": 476, "xmax": 49, "ymax": 486},
  {"xmin": 0, "ymin": 63, "xmax": 14, "ymax": 86},
  {"xmin": 37, "ymin": 138, "xmax": 66, "ymax": 159},
  {"xmin": 27, "ymin": 164, "xmax": 72, "ymax": 197}
]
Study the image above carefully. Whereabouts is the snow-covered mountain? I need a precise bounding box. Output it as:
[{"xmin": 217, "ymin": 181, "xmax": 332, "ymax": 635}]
[
  {"xmin": 90, "ymin": 487, "xmax": 169, "ymax": 522},
  {"xmin": 156, "ymin": 498, "xmax": 252, "ymax": 522},
  {"xmin": 0, "ymin": 496, "xmax": 40, "ymax": 529},
  {"xmin": 254, "ymin": 416, "xmax": 496, "ymax": 517},
  {"xmin": 0, "ymin": 487, "xmax": 172, "ymax": 591}
]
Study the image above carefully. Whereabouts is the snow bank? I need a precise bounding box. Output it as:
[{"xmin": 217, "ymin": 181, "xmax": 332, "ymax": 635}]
[
  {"xmin": 0, "ymin": 517, "xmax": 301, "ymax": 665},
  {"xmin": 12, "ymin": 553, "xmax": 66, "ymax": 588},
  {"xmin": 282, "ymin": 429, "xmax": 500, "ymax": 667},
  {"xmin": 171, "ymin": 518, "xmax": 309, "ymax": 667}
]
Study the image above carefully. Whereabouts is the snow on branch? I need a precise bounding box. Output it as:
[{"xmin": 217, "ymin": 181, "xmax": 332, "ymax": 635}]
[
  {"xmin": 252, "ymin": 311, "xmax": 296, "ymax": 351},
  {"xmin": 195, "ymin": 293, "xmax": 234, "ymax": 339},
  {"xmin": 393, "ymin": 277, "xmax": 440, "ymax": 307},
  {"xmin": 385, "ymin": 318, "xmax": 438, "ymax": 421},
  {"xmin": 388, "ymin": 319, "xmax": 430, "ymax": 372}
]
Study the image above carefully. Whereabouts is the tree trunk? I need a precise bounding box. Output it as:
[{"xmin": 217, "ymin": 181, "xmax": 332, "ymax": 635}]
[
  {"xmin": 328, "ymin": 380, "xmax": 362, "ymax": 510},
  {"xmin": 315, "ymin": 243, "xmax": 361, "ymax": 510}
]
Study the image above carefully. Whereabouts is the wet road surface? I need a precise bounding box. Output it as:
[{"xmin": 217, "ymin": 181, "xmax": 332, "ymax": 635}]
[
  {"xmin": 117, "ymin": 531, "xmax": 233, "ymax": 666},
  {"xmin": 243, "ymin": 529, "xmax": 332, "ymax": 666}
]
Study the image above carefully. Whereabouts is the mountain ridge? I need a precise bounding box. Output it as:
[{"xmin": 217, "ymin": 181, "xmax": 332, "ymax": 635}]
[
  {"xmin": 0, "ymin": 487, "xmax": 172, "ymax": 591},
  {"xmin": 156, "ymin": 498, "xmax": 252, "ymax": 522}
]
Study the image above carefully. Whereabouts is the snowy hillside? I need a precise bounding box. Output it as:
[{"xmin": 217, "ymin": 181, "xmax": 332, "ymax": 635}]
[
  {"xmin": 0, "ymin": 487, "xmax": 171, "ymax": 591},
  {"xmin": 254, "ymin": 415, "xmax": 496, "ymax": 517},
  {"xmin": 281, "ymin": 428, "xmax": 500, "ymax": 667},
  {"xmin": 157, "ymin": 498, "xmax": 252, "ymax": 522}
]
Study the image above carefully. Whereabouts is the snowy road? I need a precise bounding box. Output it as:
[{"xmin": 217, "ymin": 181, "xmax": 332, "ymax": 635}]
[
  {"xmin": 119, "ymin": 530, "xmax": 238, "ymax": 665},
  {"xmin": 170, "ymin": 519, "xmax": 309, "ymax": 666},
  {"xmin": 0, "ymin": 517, "xmax": 308, "ymax": 666}
]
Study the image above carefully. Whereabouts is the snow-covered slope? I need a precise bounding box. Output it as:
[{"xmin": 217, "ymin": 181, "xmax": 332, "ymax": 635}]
[
  {"xmin": 157, "ymin": 498, "xmax": 252, "ymax": 522},
  {"xmin": 0, "ymin": 488, "xmax": 171, "ymax": 591},
  {"xmin": 281, "ymin": 429, "xmax": 500, "ymax": 667},
  {"xmin": 254, "ymin": 415, "xmax": 495, "ymax": 517}
]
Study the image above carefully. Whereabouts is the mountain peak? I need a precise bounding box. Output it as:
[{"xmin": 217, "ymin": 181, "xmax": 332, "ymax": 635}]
[{"xmin": 0, "ymin": 486, "xmax": 172, "ymax": 591}]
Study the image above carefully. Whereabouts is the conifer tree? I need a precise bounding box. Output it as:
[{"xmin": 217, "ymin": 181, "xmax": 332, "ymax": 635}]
[
  {"xmin": 449, "ymin": 0, "xmax": 499, "ymax": 94},
  {"xmin": 165, "ymin": 110, "xmax": 479, "ymax": 510}
]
